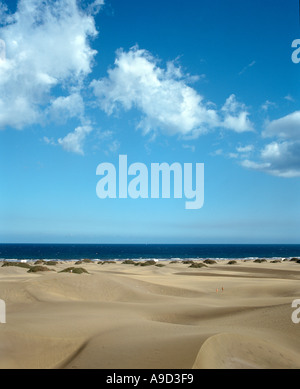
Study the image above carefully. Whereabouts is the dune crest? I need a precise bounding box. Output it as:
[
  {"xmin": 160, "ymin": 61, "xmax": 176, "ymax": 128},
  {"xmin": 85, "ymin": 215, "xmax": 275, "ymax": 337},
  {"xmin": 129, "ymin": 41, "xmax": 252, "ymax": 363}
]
[{"xmin": 192, "ymin": 332, "xmax": 300, "ymax": 369}]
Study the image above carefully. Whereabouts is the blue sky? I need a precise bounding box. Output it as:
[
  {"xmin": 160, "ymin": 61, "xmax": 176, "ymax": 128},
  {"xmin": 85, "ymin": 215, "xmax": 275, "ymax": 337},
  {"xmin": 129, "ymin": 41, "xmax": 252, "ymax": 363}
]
[{"xmin": 0, "ymin": 0, "xmax": 300, "ymax": 243}]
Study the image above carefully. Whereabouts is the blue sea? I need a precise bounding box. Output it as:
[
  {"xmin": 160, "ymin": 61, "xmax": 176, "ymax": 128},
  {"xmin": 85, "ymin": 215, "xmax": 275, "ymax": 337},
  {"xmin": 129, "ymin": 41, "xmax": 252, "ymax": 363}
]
[{"xmin": 0, "ymin": 243, "xmax": 299, "ymax": 261}]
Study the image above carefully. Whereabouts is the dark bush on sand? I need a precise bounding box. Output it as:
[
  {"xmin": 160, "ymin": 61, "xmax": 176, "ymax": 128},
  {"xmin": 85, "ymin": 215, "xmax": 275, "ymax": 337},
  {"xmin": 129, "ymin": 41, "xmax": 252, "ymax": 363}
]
[
  {"xmin": 2, "ymin": 261, "xmax": 31, "ymax": 269},
  {"xmin": 253, "ymin": 259, "xmax": 267, "ymax": 263},
  {"xmin": 155, "ymin": 264, "xmax": 165, "ymax": 267},
  {"xmin": 182, "ymin": 260, "xmax": 194, "ymax": 264},
  {"xmin": 34, "ymin": 260, "xmax": 44, "ymax": 265},
  {"xmin": 101, "ymin": 261, "xmax": 117, "ymax": 264},
  {"xmin": 139, "ymin": 260, "xmax": 156, "ymax": 266},
  {"xmin": 27, "ymin": 265, "xmax": 52, "ymax": 273},
  {"xmin": 122, "ymin": 260, "xmax": 136, "ymax": 265},
  {"xmin": 203, "ymin": 259, "xmax": 217, "ymax": 265},
  {"xmin": 82, "ymin": 259, "xmax": 93, "ymax": 263},
  {"xmin": 296, "ymin": 260, "xmax": 300, "ymax": 264},
  {"xmin": 75, "ymin": 260, "xmax": 83, "ymax": 265},
  {"xmin": 271, "ymin": 259, "xmax": 281, "ymax": 263},
  {"xmin": 189, "ymin": 263, "xmax": 207, "ymax": 268},
  {"xmin": 227, "ymin": 260, "xmax": 237, "ymax": 265},
  {"xmin": 46, "ymin": 261, "xmax": 58, "ymax": 266},
  {"xmin": 60, "ymin": 267, "xmax": 88, "ymax": 274},
  {"xmin": 290, "ymin": 258, "xmax": 299, "ymax": 262}
]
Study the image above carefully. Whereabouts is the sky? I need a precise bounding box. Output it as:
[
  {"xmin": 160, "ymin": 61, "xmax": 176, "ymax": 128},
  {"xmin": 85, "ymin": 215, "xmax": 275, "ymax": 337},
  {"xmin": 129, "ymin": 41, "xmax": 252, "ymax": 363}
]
[{"xmin": 0, "ymin": 0, "xmax": 300, "ymax": 244}]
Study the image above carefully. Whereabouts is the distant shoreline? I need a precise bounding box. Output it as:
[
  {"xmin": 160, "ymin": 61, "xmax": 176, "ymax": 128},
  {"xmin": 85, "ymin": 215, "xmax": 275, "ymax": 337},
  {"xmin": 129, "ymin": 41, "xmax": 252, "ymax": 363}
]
[{"xmin": 0, "ymin": 243, "xmax": 299, "ymax": 261}]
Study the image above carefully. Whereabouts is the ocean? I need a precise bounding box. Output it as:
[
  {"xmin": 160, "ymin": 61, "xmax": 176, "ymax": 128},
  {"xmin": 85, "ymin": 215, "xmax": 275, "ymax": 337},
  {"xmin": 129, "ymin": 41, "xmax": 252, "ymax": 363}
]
[{"xmin": 0, "ymin": 243, "xmax": 299, "ymax": 261}]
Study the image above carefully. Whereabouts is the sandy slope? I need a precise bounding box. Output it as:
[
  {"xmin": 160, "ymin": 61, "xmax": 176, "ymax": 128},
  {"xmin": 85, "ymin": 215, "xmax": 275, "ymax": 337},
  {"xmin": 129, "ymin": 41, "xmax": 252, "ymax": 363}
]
[{"xmin": 0, "ymin": 259, "xmax": 300, "ymax": 369}]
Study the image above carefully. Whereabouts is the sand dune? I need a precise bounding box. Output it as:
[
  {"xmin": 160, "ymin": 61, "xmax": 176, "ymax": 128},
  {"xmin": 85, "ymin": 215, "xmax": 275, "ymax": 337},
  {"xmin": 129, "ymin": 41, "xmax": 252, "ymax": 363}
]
[{"xmin": 0, "ymin": 259, "xmax": 300, "ymax": 369}]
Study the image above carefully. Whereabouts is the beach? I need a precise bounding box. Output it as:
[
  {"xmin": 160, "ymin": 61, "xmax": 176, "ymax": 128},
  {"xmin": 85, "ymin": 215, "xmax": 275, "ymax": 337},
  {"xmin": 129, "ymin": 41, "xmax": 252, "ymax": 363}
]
[{"xmin": 0, "ymin": 258, "xmax": 300, "ymax": 369}]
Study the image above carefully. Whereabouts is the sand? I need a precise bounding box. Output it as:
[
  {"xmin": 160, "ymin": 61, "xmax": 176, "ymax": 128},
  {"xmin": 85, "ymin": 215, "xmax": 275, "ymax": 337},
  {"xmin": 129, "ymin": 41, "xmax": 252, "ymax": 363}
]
[{"xmin": 0, "ymin": 259, "xmax": 300, "ymax": 369}]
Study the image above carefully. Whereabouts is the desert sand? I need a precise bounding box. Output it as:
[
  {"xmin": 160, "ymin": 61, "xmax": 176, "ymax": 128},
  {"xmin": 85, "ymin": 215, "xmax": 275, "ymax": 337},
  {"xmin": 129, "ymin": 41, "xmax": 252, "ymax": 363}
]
[{"xmin": 0, "ymin": 259, "xmax": 300, "ymax": 369}]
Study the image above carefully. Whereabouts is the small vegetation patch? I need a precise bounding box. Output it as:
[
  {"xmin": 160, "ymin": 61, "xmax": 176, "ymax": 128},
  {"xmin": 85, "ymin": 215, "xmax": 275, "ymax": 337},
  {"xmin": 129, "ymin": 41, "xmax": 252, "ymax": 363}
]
[
  {"xmin": 155, "ymin": 263, "xmax": 165, "ymax": 267},
  {"xmin": 100, "ymin": 260, "xmax": 117, "ymax": 264},
  {"xmin": 253, "ymin": 259, "xmax": 267, "ymax": 263},
  {"xmin": 45, "ymin": 261, "xmax": 58, "ymax": 266},
  {"xmin": 270, "ymin": 259, "xmax": 281, "ymax": 263},
  {"xmin": 82, "ymin": 259, "xmax": 94, "ymax": 264},
  {"xmin": 203, "ymin": 259, "xmax": 217, "ymax": 265},
  {"xmin": 27, "ymin": 265, "xmax": 52, "ymax": 273},
  {"xmin": 60, "ymin": 267, "xmax": 88, "ymax": 274},
  {"xmin": 139, "ymin": 260, "xmax": 156, "ymax": 266},
  {"xmin": 189, "ymin": 262, "xmax": 207, "ymax": 268},
  {"xmin": 75, "ymin": 260, "xmax": 83, "ymax": 265},
  {"xmin": 182, "ymin": 260, "xmax": 194, "ymax": 265},
  {"xmin": 227, "ymin": 260, "xmax": 237, "ymax": 265},
  {"xmin": 121, "ymin": 260, "xmax": 136, "ymax": 265},
  {"xmin": 34, "ymin": 260, "xmax": 44, "ymax": 265},
  {"xmin": 290, "ymin": 258, "xmax": 299, "ymax": 262},
  {"xmin": 2, "ymin": 261, "xmax": 31, "ymax": 269}
]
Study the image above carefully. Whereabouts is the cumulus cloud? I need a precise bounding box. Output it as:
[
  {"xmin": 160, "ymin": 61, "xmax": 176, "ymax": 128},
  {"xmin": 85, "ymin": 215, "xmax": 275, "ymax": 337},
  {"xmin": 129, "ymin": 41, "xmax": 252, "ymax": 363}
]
[
  {"xmin": 0, "ymin": 0, "xmax": 101, "ymax": 130},
  {"xmin": 91, "ymin": 46, "xmax": 219, "ymax": 138},
  {"xmin": 57, "ymin": 125, "xmax": 93, "ymax": 155},
  {"xmin": 221, "ymin": 94, "xmax": 254, "ymax": 133},
  {"xmin": 241, "ymin": 140, "xmax": 300, "ymax": 178},
  {"xmin": 49, "ymin": 93, "xmax": 85, "ymax": 123},
  {"xmin": 239, "ymin": 110, "xmax": 300, "ymax": 177},
  {"xmin": 262, "ymin": 111, "xmax": 300, "ymax": 140}
]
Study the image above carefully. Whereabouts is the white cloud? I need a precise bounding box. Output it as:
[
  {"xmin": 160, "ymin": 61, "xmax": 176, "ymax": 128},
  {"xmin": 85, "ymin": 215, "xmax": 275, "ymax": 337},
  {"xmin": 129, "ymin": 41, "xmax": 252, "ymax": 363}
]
[
  {"xmin": 263, "ymin": 111, "xmax": 300, "ymax": 140},
  {"xmin": 57, "ymin": 125, "xmax": 93, "ymax": 155},
  {"xmin": 284, "ymin": 94, "xmax": 294, "ymax": 102},
  {"xmin": 241, "ymin": 140, "xmax": 300, "ymax": 177},
  {"xmin": 49, "ymin": 93, "xmax": 85, "ymax": 123},
  {"xmin": 91, "ymin": 46, "xmax": 219, "ymax": 138},
  {"xmin": 236, "ymin": 145, "xmax": 254, "ymax": 153},
  {"xmin": 0, "ymin": 0, "xmax": 101, "ymax": 130},
  {"xmin": 261, "ymin": 100, "xmax": 276, "ymax": 111},
  {"xmin": 238, "ymin": 110, "xmax": 300, "ymax": 177},
  {"xmin": 221, "ymin": 94, "xmax": 254, "ymax": 133}
]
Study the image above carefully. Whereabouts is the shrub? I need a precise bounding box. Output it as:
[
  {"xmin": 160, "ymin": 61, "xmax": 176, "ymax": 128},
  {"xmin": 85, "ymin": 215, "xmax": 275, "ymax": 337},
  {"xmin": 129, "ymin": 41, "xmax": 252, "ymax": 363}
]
[
  {"xmin": 189, "ymin": 262, "xmax": 207, "ymax": 268},
  {"xmin": 155, "ymin": 263, "xmax": 165, "ymax": 267},
  {"xmin": 227, "ymin": 260, "xmax": 237, "ymax": 265},
  {"xmin": 296, "ymin": 260, "xmax": 300, "ymax": 264},
  {"xmin": 254, "ymin": 259, "xmax": 267, "ymax": 263},
  {"xmin": 82, "ymin": 259, "xmax": 93, "ymax": 263},
  {"xmin": 122, "ymin": 260, "xmax": 136, "ymax": 265},
  {"xmin": 60, "ymin": 267, "xmax": 88, "ymax": 274},
  {"xmin": 271, "ymin": 259, "xmax": 281, "ymax": 263},
  {"xmin": 182, "ymin": 260, "xmax": 194, "ymax": 264},
  {"xmin": 140, "ymin": 260, "xmax": 156, "ymax": 266},
  {"xmin": 2, "ymin": 261, "xmax": 31, "ymax": 269},
  {"xmin": 169, "ymin": 260, "xmax": 179, "ymax": 264},
  {"xmin": 34, "ymin": 260, "xmax": 44, "ymax": 265},
  {"xmin": 203, "ymin": 259, "xmax": 217, "ymax": 265},
  {"xmin": 290, "ymin": 258, "xmax": 299, "ymax": 262},
  {"xmin": 28, "ymin": 265, "xmax": 52, "ymax": 273},
  {"xmin": 101, "ymin": 260, "xmax": 116, "ymax": 264},
  {"xmin": 46, "ymin": 261, "xmax": 58, "ymax": 266}
]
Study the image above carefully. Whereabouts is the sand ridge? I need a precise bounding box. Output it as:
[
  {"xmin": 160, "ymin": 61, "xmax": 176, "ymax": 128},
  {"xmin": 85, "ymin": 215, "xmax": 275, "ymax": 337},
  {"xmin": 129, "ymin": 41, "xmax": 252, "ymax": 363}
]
[{"xmin": 0, "ymin": 259, "xmax": 300, "ymax": 369}]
